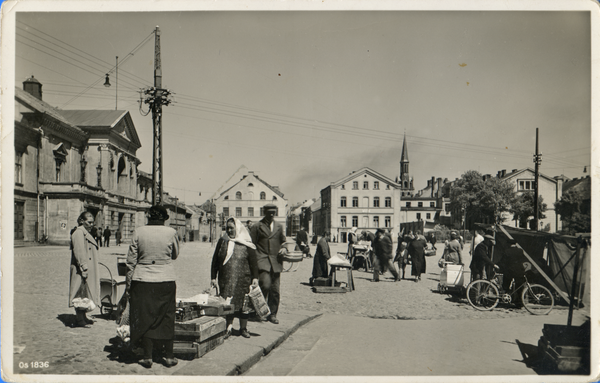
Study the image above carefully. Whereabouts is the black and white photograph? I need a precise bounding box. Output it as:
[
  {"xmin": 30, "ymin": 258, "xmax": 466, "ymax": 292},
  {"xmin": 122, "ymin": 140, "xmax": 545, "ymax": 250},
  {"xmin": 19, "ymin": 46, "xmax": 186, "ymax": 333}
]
[{"xmin": 2, "ymin": 1, "xmax": 598, "ymax": 382}]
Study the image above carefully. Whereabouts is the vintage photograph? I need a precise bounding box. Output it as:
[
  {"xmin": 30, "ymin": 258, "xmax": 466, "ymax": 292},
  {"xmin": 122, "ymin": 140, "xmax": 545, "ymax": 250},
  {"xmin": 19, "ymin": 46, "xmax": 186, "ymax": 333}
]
[{"xmin": 2, "ymin": 1, "xmax": 597, "ymax": 382}]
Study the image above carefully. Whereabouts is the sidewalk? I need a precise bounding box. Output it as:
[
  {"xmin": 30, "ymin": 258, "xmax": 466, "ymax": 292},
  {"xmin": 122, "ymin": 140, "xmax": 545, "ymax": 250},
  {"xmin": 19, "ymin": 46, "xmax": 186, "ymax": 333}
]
[{"xmin": 171, "ymin": 310, "xmax": 322, "ymax": 376}]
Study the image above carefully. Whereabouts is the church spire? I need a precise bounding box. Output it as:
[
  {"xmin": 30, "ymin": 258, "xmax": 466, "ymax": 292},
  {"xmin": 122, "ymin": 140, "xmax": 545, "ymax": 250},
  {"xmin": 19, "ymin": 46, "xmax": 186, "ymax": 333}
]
[
  {"xmin": 400, "ymin": 133, "xmax": 409, "ymax": 163},
  {"xmin": 399, "ymin": 133, "xmax": 413, "ymax": 195}
]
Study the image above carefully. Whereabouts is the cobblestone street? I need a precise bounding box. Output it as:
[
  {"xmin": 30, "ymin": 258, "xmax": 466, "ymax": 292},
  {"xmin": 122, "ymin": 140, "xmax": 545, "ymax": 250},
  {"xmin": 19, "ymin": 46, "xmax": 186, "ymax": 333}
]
[{"xmin": 11, "ymin": 240, "xmax": 575, "ymax": 376}]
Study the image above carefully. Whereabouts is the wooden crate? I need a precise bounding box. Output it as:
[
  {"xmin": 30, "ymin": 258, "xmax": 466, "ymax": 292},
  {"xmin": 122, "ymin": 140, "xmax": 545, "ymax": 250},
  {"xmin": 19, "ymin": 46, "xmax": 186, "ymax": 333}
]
[
  {"xmin": 312, "ymin": 286, "xmax": 347, "ymax": 293},
  {"xmin": 175, "ymin": 316, "xmax": 226, "ymax": 342},
  {"xmin": 176, "ymin": 303, "xmax": 234, "ymax": 321},
  {"xmin": 538, "ymin": 323, "xmax": 590, "ymax": 374},
  {"xmin": 173, "ymin": 333, "xmax": 225, "ymax": 359}
]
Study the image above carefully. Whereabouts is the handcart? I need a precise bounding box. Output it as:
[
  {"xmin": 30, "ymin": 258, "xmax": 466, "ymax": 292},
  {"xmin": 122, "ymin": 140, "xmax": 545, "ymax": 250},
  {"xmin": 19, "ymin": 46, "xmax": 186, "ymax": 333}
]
[
  {"xmin": 98, "ymin": 262, "xmax": 127, "ymax": 318},
  {"xmin": 437, "ymin": 262, "xmax": 469, "ymax": 296},
  {"xmin": 350, "ymin": 244, "xmax": 372, "ymax": 272}
]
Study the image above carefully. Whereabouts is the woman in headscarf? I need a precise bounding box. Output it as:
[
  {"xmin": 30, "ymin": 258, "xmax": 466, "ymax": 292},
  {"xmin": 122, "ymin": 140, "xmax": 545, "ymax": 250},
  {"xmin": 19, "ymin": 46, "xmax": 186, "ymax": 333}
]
[
  {"xmin": 127, "ymin": 205, "xmax": 179, "ymax": 368},
  {"xmin": 211, "ymin": 217, "xmax": 259, "ymax": 339},
  {"xmin": 407, "ymin": 230, "xmax": 428, "ymax": 282},
  {"xmin": 442, "ymin": 231, "xmax": 463, "ymax": 265},
  {"xmin": 347, "ymin": 227, "xmax": 358, "ymax": 260},
  {"xmin": 310, "ymin": 231, "xmax": 331, "ymax": 284},
  {"xmin": 69, "ymin": 211, "xmax": 100, "ymax": 328}
]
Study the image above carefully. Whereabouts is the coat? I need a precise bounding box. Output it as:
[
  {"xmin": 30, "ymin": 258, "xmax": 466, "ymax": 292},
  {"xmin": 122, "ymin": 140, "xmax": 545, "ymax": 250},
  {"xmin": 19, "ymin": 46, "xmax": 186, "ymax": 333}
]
[
  {"xmin": 312, "ymin": 237, "xmax": 331, "ymax": 279},
  {"xmin": 249, "ymin": 219, "xmax": 286, "ymax": 273},
  {"xmin": 373, "ymin": 234, "xmax": 394, "ymax": 261},
  {"xmin": 127, "ymin": 225, "xmax": 179, "ymax": 285},
  {"xmin": 69, "ymin": 226, "xmax": 100, "ymax": 307}
]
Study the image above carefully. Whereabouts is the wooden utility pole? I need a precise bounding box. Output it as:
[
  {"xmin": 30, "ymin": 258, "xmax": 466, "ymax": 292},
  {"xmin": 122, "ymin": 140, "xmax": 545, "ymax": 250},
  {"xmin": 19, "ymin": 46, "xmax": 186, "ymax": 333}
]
[
  {"xmin": 533, "ymin": 128, "xmax": 542, "ymax": 230},
  {"xmin": 144, "ymin": 26, "xmax": 172, "ymax": 206}
]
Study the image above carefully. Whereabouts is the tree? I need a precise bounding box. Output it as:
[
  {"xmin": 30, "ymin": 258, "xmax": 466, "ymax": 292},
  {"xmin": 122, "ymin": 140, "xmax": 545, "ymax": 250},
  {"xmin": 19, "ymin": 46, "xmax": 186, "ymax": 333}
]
[
  {"xmin": 511, "ymin": 192, "xmax": 547, "ymax": 229},
  {"xmin": 450, "ymin": 170, "xmax": 517, "ymax": 228},
  {"xmin": 555, "ymin": 189, "xmax": 591, "ymax": 234}
]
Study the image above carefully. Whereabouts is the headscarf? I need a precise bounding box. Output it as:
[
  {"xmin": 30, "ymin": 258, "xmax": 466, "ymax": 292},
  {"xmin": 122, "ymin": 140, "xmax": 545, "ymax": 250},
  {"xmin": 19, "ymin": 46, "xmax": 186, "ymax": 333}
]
[
  {"xmin": 350, "ymin": 227, "xmax": 358, "ymax": 234},
  {"xmin": 223, "ymin": 217, "xmax": 256, "ymax": 265}
]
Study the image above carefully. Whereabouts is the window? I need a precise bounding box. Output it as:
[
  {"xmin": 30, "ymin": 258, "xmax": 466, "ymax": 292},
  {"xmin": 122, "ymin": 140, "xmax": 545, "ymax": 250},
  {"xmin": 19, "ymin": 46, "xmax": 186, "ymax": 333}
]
[
  {"xmin": 340, "ymin": 197, "xmax": 347, "ymax": 207},
  {"xmin": 223, "ymin": 207, "xmax": 229, "ymax": 216},
  {"xmin": 224, "ymin": 196, "xmax": 229, "ymax": 200},
  {"xmin": 385, "ymin": 197, "xmax": 391, "ymax": 207},
  {"xmin": 385, "ymin": 216, "xmax": 391, "ymax": 228},
  {"xmin": 260, "ymin": 192, "xmax": 266, "ymax": 200},
  {"xmin": 236, "ymin": 191, "xmax": 242, "ymax": 200},
  {"xmin": 374, "ymin": 181, "xmax": 379, "ymax": 190},
  {"xmin": 519, "ymin": 180, "xmax": 534, "ymax": 190},
  {"xmin": 272, "ymin": 196, "xmax": 277, "ymax": 200},
  {"xmin": 260, "ymin": 208, "xmax": 264, "ymax": 216},
  {"xmin": 248, "ymin": 207, "xmax": 254, "ymax": 217},
  {"xmin": 248, "ymin": 183, "xmax": 254, "ymax": 187},
  {"xmin": 416, "ymin": 213, "xmax": 421, "ymax": 220},
  {"xmin": 15, "ymin": 152, "xmax": 23, "ymax": 184},
  {"xmin": 352, "ymin": 216, "xmax": 358, "ymax": 227},
  {"xmin": 430, "ymin": 202, "xmax": 435, "ymax": 207},
  {"xmin": 80, "ymin": 156, "xmax": 87, "ymax": 183},
  {"xmin": 386, "ymin": 185, "xmax": 390, "ymax": 190},
  {"xmin": 352, "ymin": 181, "xmax": 358, "ymax": 190},
  {"xmin": 363, "ymin": 181, "xmax": 369, "ymax": 190},
  {"xmin": 406, "ymin": 202, "xmax": 411, "ymax": 207},
  {"xmin": 55, "ymin": 159, "xmax": 63, "ymax": 182},
  {"xmin": 373, "ymin": 197, "xmax": 380, "ymax": 207},
  {"xmin": 235, "ymin": 207, "xmax": 242, "ymax": 217},
  {"xmin": 426, "ymin": 213, "xmax": 431, "ymax": 219},
  {"xmin": 418, "ymin": 202, "xmax": 423, "ymax": 207},
  {"xmin": 341, "ymin": 184, "xmax": 345, "ymax": 190},
  {"xmin": 352, "ymin": 197, "xmax": 359, "ymax": 207},
  {"xmin": 340, "ymin": 216, "xmax": 347, "ymax": 227},
  {"xmin": 373, "ymin": 216, "xmax": 379, "ymax": 228}
]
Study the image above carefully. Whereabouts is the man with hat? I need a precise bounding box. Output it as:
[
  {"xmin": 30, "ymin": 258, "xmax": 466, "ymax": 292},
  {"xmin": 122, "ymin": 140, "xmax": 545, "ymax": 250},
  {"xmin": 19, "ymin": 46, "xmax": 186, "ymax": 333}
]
[
  {"xmin": 469, "ymin": 234, "xmax": 499, "ymax": 281},
  {"xmin": 249, "ymin": 203, "xmax": 287, "ymax": 324}
]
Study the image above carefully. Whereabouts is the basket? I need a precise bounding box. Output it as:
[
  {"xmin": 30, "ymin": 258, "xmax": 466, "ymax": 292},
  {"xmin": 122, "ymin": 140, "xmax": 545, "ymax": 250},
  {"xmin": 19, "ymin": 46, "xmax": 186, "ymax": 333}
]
[{"xmin": 282, "ymin": 252, "xmax": 303, "ymax": 262}]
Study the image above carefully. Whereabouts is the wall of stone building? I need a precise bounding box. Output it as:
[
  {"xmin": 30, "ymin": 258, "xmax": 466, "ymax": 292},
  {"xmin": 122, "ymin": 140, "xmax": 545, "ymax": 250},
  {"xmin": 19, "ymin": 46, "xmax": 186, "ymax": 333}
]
[
  {"xmin": 38, "ymin": 135, "xmax": 82, "ymax": 184},
  {"xmin": 14, "ymin": 196, "xmax": 39, "ymax": 242},
  {"xmin": 47, "ymin": 198, "xmax": 84, "ymax": 245}
]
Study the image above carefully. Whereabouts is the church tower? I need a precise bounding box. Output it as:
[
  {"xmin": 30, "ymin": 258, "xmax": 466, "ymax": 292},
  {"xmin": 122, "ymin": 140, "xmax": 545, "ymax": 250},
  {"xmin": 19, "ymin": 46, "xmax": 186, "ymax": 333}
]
[{"xmin": 399, "ymin": 133, "xmax": 414, "ymax": 197}]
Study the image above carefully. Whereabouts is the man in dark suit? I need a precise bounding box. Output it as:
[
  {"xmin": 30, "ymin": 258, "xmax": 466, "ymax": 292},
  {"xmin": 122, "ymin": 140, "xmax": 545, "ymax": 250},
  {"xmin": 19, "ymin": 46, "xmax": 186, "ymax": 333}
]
[
  {"xmin": 295, "ymin": 227, "xmax": 310, "ymax": 258},
  {"xmin": 249, "ymin": 203, "xmax": 287, "ymax": 324}
]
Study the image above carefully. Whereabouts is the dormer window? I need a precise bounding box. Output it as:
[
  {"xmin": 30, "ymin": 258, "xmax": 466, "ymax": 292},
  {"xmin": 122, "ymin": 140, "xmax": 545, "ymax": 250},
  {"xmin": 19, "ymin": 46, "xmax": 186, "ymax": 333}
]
[
  {"xmin": 236, "ymin": 191, "xmax": 242, "ymax": 200},
  {"xmin": 53, "ymin": 143, "xmax": 68, "ymax": 182},
  {"xmin": 248, "ymin": 183, "xmax": 254, "ymax": 187},
  {"xmin": 260, "ymin": 192, "xmax": 266, "ymax": 200}
]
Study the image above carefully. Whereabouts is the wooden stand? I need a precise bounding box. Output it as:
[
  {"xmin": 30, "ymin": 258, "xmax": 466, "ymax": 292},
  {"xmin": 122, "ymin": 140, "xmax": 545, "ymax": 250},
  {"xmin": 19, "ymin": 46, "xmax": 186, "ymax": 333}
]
[{"xmin": 330, "ymin": 265, "xmax": 355, "ymax": 291}]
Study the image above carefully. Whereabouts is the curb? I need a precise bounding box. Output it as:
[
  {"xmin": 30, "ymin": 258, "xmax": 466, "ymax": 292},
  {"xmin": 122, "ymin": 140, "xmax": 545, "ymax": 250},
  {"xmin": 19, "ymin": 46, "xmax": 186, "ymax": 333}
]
[{"xmin": 171, "ymin": 310, "xmax": 322, "ymax": 376}]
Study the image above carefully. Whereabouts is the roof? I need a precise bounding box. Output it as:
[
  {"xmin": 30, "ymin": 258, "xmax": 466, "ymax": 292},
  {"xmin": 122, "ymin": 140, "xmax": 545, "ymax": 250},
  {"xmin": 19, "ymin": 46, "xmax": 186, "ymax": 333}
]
[
  {"xmin": 562, "ymin": 176, "xmax": 591, "ymax": 197},
  {"xmin": 330, "ymin": 167, "xmax": 400, "ymax": 189},
  {"xmin": 15, "ymin": 87, "xmax": 87, "ymax": 139},
  {"xmin": 309, "ymin": 197, "xmax": 322, "ymax": 212},
  {"xmin": 218, "ymin": 170, "xmax": 285, "ymax": 199},
  {"xmin": 60, "ymin": 109, "xmax": 142, "ymax": 148},
  {"xmin": 500, "ymin": 168, "xmax": 558, "ymax": 184}
]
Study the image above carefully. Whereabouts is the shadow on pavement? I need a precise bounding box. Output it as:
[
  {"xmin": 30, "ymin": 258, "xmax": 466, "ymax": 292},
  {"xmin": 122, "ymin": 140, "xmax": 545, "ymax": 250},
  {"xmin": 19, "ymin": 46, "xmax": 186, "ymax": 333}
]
[
  {"xmin": 514, "ymin": 339, "xmax": 544, "ymax": 373},
  {"xmin": 103, "ymin": 337, "xmax": 140, "ymax": 364},
  {"xmin": 56, "ymin": 313, "xmax": 77, "ymax": 327}
]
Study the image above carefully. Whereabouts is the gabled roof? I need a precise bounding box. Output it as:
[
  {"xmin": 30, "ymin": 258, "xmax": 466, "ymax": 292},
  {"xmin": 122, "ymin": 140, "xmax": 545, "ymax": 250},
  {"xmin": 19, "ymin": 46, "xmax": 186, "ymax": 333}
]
[
  {"xmin": 60, "ymin": 110, "xmax": 142, "ymax": 148},
  {"xmin": 218, "ymin": 170, "xmax": 285, "ymax": 199},
  {"xmin": 563, "ymin": 176, "xmax": 591, "ymax": 197},
  {"xmin": 501, "ymin": 168, "xmax": 558, "ymax": 184},
  {"xmin": 330, "ymin": 167, "xmax": 400, "ymax": 188},
  {"xmin": 15, "ymin": 87, "xmax": 87, "ymax": 139},
  {"xmin": 310, "ymin": 197, "xmax": 322, "ymax": 212}
]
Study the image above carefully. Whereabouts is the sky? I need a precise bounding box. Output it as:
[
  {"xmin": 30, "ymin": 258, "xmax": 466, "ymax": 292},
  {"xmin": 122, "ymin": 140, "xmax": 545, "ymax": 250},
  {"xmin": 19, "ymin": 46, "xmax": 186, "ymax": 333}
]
[{"xmin": 9, "ymin": 5, "xmax": 593, "ymax": 207}]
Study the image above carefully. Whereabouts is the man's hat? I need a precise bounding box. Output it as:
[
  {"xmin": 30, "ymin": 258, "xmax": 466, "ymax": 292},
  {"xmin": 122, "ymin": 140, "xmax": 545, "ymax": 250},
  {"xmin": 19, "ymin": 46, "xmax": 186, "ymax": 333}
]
[
  {"xmin": 263, "ymin": 203, "xmax": 278, "ymax": 211},
  {"xmin": 148, "ymin": 205, "xmax": 169, "ymax": 220}
]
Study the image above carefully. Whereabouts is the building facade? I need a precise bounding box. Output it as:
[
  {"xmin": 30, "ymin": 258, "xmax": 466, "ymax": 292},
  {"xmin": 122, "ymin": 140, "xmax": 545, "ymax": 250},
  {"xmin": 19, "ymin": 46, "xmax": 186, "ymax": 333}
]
[
  {"xmin": 213, "ymin": 170, "xmax": 288, "ymax": 232},
  {"xmin": 14, "ymin": 77, "xmax": 151, "ymax": 245},
  {"xmin": 319, "ymin": 167, "xmax": 402, "ymax": 242}
]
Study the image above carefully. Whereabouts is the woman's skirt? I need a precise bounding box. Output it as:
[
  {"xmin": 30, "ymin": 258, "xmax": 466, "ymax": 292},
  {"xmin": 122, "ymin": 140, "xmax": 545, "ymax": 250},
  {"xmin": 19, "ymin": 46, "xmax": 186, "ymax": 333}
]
[{"xmin": 130, "ymin": 281, "xmax": 176, "ymax": 345}]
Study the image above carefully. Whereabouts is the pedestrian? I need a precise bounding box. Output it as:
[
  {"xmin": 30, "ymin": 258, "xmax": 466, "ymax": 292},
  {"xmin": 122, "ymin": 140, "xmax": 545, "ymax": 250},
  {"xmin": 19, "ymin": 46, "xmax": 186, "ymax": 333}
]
[
  {"xmin": 430, "ymin": 232, "xmax": 437, "ymax": 250},
  {"xmin": 361, "ymin": 230, "xmax": 376, "ymax": 266},
  {"xmin": 96, "ymin": 226, "xmax": 103, "ymax": 247},
  {"xmin": 246, "ymin": 220, "xmax": 253, "ymax": 229},
  {"xmin": 69, "ymin": 211, "xmax": 100, "ymax": 328},
  {"xmin": 347, "ymin": 227, "xmax": 358, "ymax": 260},
  {"xmin": 115, "ymin": 230, "xmax": 122, "ymax": 246},
  {"xmin": 372, "ymin": 228, "xmax": 400, "ymax": 282},
  {"xmin": 442, "ymin": 231, "xmax": 463, "ymax": 265},
  {"xmin": 407, "ymin": 230, "xmax": 427, "ymax": 282},
  {"xmin": 310, "ymin": 231, "xmax": 331, "ymax": 284},
  {"xmin": 249, "ymin": 203, "xmax": 287, "ymax": 325},
  {"xmin": 126, "ymin": 205, "xmax": 179, "ymax": 368},
  {"xmin": 103, "ymin": 226, "xmax": 111, "ymax": 247},
  {"xmin": 470, "ymin": 230, "xmax": 484, "ymax": 255},
  {"xmin": 295, "ymin": 226, "xmax": 311, "ymax": 258},
  {"xmin": 469, "ymin": 234, "xmax": 499, "ymax": 281},
  {"xmin": 211, "ymin": 217, "xmax": 259, "ymax": 339},
  {"xmin": 394, "ymin": 240, "xmax": 409, "ymax": 280}
]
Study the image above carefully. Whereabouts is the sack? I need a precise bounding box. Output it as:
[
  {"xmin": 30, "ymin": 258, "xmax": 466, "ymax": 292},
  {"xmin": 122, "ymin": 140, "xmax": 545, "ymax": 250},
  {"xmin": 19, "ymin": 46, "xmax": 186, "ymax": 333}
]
[
  {"xmin": 247, "ymin": 286, "xmax": 270, "ymax": 320},
  {"xmin": 71, "ymin": 280, "xmax": 96, "ymax": 312}
]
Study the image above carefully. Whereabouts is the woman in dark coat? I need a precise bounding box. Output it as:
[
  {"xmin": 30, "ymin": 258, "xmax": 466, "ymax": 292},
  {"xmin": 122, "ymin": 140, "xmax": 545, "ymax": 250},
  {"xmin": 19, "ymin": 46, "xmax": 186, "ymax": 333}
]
[
  {"xmin": 311, "ymin": 232, "xmax": 331, "ymax": 283},
  {"xmin": 407, "ymin": 230, "xmax": 428, "ymax": 282},
  {"xmin": 372, "ymin": 229, "xmax": 400, "ymax": 282},
  {"xmin": 127, "ymin": 205, "xmax": 179, "ymax": 368},
  {"xmin": 211, "ymin": 217, "xmax": 259, "ymax": 339}
]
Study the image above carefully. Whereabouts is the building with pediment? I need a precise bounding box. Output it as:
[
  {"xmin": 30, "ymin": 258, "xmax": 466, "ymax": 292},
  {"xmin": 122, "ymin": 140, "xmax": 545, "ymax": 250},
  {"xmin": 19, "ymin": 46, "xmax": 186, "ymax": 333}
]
[
  {"xmin": 213, "ymin": 169, "xmax": 288, "ymax": 232},
  {"xmin": 14, "ymin": 77, "xmax": 151, "ymax": 245},
  {"xmin": 318, "ymin": 167, "xmax": 402, "ymax": 242}
]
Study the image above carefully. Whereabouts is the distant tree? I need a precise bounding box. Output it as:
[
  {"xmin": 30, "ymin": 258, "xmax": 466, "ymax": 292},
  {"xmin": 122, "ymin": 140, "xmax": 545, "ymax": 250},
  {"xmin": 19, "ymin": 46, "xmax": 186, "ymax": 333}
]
[
  {"xmin": 511, "ymin": 192, "xmax": 547, "ymax": 229},
  {"xmin": 555, "ymin": 189, "xmax": 591, "ymax": 234},
  {"xmin": 450, "ymin": 170, "xmax": 517, "ymax": 228}
]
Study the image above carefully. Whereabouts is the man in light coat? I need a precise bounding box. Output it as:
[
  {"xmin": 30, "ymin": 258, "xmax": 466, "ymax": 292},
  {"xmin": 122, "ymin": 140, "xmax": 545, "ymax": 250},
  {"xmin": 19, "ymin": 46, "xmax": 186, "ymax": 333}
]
[{"xmin": 249, "ymin": 203, "xmax": 286, "ymax": 324}]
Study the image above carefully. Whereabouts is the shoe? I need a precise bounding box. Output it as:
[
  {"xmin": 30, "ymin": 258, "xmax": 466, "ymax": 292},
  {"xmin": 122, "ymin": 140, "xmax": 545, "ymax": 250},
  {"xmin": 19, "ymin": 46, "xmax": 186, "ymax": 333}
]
[
  {"xmin": 268, "ymin": 315, "xmax": 279, "ymax": 324},
  {"xmin": 415, "ymin": 278, "xmax": 420, "ymax": 283},
  {"xmin": 240, "ymin": 328, "xmax": 251, "ymax": 338},
  {"xmin": 139, "ymin": 359, "xmax": 153, "ymax": 368},
  {"xmin": 164, "ymin": 358, "xmax": 178, "ymax": 368}
]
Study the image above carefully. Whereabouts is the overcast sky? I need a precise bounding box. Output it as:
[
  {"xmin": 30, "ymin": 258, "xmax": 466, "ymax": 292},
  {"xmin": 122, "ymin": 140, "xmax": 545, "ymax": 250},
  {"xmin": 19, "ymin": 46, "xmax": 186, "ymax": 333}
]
[{"xmin": 11, "ymin": 5, "xmax": 592, "ymax": 206}]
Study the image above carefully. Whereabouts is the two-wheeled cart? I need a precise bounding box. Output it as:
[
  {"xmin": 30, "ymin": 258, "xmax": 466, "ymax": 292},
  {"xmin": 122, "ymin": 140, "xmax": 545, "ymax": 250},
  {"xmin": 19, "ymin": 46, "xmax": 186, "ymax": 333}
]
[{"xmin": 98, "ymin": 259, "xmax": 127, "ymax": 318}]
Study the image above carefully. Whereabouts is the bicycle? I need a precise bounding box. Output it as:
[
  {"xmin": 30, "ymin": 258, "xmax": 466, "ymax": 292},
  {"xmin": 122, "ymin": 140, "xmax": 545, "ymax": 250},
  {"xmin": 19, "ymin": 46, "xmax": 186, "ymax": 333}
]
[{"xmin": 466, "ymin": 273, "xmax": 554, "ymax": 315}]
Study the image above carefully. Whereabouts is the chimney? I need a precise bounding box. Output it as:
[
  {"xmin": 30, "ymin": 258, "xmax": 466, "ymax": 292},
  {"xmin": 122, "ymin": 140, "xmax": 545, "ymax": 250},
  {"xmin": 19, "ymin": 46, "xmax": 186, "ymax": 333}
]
[
  {"xmin": 512, "ymin": 169, "xmax": 518, "ymax": 173},
  {"xmin": 501, "ymin": 169, "xmax": 506, "ymax": 177},
  {"xmin": 437, "ymin": 177, "xmax": 442, "ymax": 197},
  {"xmin": 431, "ymin": 177, "xmax": 435, "ymax": 198},
  {"xmin": 23, "ymin": 75, "xmax": 43, "ymax": 100},
  {"xmin": 497, "ymin": 171, "xmax": 502, "ymax": 178}
]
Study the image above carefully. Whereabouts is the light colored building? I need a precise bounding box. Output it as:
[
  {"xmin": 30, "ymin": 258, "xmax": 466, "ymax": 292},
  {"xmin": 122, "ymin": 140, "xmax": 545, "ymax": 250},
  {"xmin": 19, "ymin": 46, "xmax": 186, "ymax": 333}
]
[
  {"xmin": 14, "ymin": 77, "xmax": 150, "ymax": 245},
  {"xmin": 319, "ymin": 167, "xmax": 402, "ymax": 242},
  {"xmin": 213, "ymin": 169, "xmax": 288, "ymax": 232}
]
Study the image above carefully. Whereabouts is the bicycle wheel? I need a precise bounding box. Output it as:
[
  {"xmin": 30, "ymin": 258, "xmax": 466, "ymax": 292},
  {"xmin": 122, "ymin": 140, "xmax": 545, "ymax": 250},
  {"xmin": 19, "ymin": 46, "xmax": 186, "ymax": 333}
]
[
  {"xmin": 522, "ymin": 284, "xmax": 554, "ymax": 315},
  {"xmin": 466, "ymin": 280, "xmax": 500, "ymax": 311}
]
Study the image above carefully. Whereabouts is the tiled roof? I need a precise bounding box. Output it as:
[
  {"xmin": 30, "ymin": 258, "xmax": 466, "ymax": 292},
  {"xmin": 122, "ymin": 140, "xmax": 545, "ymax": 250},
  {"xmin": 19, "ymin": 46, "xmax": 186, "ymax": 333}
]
[{"xmin": 59, "ymin": 110, "xmax": 128, "ymax": 127}]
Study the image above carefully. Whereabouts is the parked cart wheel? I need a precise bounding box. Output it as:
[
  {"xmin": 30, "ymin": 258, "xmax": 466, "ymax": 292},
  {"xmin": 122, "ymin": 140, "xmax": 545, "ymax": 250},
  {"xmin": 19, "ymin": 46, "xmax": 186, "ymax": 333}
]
[
  {"xmin": 466, "ymin": 280, "xmax": 500, "ymax": 311},
  {"xmin": 522, "ymin": 284, "xmax": 554, "ymax": 315}
]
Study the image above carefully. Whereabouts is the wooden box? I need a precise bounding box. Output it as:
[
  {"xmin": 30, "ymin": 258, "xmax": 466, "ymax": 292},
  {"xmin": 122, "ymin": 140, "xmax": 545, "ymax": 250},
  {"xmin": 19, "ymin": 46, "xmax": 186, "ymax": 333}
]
[
  {"xmin": 173, "ymin": 333, "xmax": 225, "ymax": 359},
  {"xmin": 175, "ymin": 316, "xmax": 226, "ymax": 342},
  {"xmin": 175, "ymin": 303, "xmax": 234, "ymax": 321},
  {"xmin": 312, "ymin": 286, "xmax": 347, "ymax": 293},
  {"xmin": 538, "ymin": 323, "xmax": 590, "ymax": 373}
]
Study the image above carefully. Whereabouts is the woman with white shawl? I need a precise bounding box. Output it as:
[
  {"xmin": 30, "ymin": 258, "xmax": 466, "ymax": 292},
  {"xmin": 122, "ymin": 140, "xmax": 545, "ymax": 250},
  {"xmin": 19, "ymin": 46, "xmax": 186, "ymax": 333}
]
[{"xmin": 211, "ymin": 217, "xmax": 259, "ymax": 338}]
